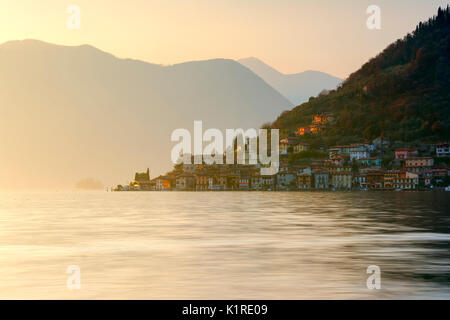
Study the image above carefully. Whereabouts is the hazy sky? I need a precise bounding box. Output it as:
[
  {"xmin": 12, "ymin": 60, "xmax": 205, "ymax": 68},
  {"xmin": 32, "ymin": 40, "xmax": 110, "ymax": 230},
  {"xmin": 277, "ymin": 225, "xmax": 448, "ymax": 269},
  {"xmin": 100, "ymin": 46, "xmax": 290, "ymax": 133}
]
[{"xmin": 0, "ymin": 0, "xmax": 448, "ymax": 78}]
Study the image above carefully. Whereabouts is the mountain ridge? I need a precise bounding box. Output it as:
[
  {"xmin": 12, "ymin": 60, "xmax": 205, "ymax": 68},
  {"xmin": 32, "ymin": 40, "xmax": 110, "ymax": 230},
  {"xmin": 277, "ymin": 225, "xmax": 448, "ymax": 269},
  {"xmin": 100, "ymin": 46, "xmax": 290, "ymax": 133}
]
[
  {"xmin": 0, "ymin": 39, "xmax": 292, "ymax": 189},
  {"xmin": 238, "ymin": 57, "xmax": 342, "ymax": 105}
]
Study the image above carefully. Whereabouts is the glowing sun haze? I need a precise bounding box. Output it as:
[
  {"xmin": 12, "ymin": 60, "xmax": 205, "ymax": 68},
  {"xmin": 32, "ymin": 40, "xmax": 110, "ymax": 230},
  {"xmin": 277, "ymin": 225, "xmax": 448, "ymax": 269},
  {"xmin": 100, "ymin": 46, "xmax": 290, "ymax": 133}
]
[{"xmin": 0, "ymin": 0, "xmax": 448, "ymax": 78}]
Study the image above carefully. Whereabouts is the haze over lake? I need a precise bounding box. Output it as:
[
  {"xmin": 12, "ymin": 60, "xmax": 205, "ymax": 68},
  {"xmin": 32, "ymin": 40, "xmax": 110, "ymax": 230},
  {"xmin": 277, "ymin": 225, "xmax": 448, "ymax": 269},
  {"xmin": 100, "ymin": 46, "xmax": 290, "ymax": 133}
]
[{"xmin": 0, "ymin": 191, "xmax": 448, "ymax": 299}]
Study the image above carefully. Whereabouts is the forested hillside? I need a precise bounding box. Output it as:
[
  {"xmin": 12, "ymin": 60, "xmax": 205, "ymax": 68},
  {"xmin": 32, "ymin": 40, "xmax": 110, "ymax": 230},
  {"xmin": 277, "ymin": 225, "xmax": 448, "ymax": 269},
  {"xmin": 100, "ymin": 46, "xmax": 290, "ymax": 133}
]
[{"xmin": 271, "ymin": 6, "xmax": 450, "ymax": 145}]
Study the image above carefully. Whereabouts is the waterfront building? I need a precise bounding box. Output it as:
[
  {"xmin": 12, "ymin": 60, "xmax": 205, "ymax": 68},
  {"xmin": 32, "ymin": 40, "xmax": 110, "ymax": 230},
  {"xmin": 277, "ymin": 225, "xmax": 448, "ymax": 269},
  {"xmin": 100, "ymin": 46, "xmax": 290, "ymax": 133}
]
[
  {"xmin": 313, "ymin": 170, "xmax": 329, "ymax": 189},
  {"xmin": 195, "ymin": 174, "xmax": 210, "ymax": 191},
  {"xmin": 155, "ymin": 175, "xmax": 175, "ymax": 191},
  {"xmin": 297, "ymin": 172, "xmax": 312, "ymax": 190},
  {"xmin": 277, "ymin": 172, "xmax": 297, "ymax": 190},
  {"xmin": 212, "ymin": 174, "xmax": 228, "ymax": 191},
  {"xmin": 297, "ymin": 167, "xmax": 312, "ymax": 190},
  {"xmin": 261, "ymin": 175, "xmax": 276, "ymax": 190},
  {"xmin": 135, "ymin": 168, "xmax": 150, "ymax": 181},
  {"xmin": 130, "ymin": 181, "xmax": 140, "ymax": 191},
  {"xmin": 239, "ymin": 177, "xmax": 250, "ymax": 190},
  {"xmin": 331, "ymin": 172, "xmax": 352, "ymax": 190},
  {"xmin": 384, "ymin": 171, "xmax": 399, "ymax": 189},
  {"xmin": 354, "ymin": 173, "xmax": 367, "ymax": 189},
  {"xmin": 250, "ymin": 173, "xmax": 262, "ymax": 191},
  {"xmin": 393, "ymin": 172, "xmax": 419, "ymax": 190},
  {"xmin": 227, "ymin": 173, "xmax": 240, "ymax": 190},
  {"xmin": 366, "ymin": 171, "xmax": 384, "ymax": 189},
  {"xmin": 423, "ymin": 170, "xmax": 433, "ymax": 186},
  {"xmin": 176, "ymin": 173, "xmax": 196, "ymax": 191},
  {"xmin": 134, "ymin": 168, "xmax": 152, "ymax": 190},
  {"xmin": 428, "ymin": 166, "xmax": 449, "ymax": 185}
]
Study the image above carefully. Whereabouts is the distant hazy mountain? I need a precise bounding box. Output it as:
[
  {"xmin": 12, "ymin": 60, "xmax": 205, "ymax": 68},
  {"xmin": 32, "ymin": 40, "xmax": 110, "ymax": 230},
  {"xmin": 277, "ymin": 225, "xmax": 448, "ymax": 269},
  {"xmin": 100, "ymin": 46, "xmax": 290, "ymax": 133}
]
[
  {"xmin": 238, "ymin": 57, "xmax": 342, "ymax": 105},
  {"xmin": 0, "ymin": 40, "xmax": 292, "ymax": 189}
]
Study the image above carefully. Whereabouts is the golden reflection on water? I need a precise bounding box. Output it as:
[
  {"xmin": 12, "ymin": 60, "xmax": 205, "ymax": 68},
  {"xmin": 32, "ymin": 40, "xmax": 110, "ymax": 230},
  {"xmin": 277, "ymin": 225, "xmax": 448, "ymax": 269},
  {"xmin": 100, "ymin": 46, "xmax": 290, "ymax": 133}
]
[{"xmin": 0, "ymin": 191, "xmax": 449, "ymax": 299}]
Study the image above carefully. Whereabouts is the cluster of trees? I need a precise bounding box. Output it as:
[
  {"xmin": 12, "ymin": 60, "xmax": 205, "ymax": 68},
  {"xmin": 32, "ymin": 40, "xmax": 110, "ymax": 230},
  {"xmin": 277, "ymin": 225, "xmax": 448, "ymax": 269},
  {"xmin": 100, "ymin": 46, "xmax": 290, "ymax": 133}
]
[{"xmin": 271, "ymin": 6, "xmax": 450, "ymax": 146}]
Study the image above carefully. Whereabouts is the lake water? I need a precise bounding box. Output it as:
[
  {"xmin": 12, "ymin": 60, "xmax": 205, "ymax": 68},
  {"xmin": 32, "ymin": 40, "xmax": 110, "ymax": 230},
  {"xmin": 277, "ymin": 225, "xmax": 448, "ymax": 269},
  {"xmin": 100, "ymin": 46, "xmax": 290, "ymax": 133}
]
[{"xmin": 0, "ymin": 191, "xmax": 449, "ymax": 299}]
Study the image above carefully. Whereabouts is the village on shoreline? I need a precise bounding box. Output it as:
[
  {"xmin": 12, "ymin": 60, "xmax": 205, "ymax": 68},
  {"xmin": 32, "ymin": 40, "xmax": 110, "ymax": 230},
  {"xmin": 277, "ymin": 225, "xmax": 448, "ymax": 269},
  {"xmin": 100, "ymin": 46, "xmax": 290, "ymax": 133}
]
[{"xmin": 114, "ymin": 115, "xmax": 450, "ymax": 192}]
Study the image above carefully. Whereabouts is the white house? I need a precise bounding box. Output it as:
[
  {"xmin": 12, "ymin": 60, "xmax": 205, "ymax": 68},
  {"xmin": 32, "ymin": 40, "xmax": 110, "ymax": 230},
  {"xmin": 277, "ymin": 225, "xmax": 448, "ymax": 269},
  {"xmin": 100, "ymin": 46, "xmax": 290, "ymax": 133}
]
[
  {"xmin": 436, "ymin": 143, "xmax": 450, "ymax": 157},
  {"xmin": 350, "ymin": 150, "xmax": 370, "ymax": 161}
]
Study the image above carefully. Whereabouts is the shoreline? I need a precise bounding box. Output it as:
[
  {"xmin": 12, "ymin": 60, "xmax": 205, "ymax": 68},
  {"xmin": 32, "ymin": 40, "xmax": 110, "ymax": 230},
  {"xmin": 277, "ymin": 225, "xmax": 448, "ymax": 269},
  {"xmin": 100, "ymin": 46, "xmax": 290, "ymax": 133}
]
[{"xmin": 112, "ymin": 189, "xmax": 444, "ymax": 192}]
